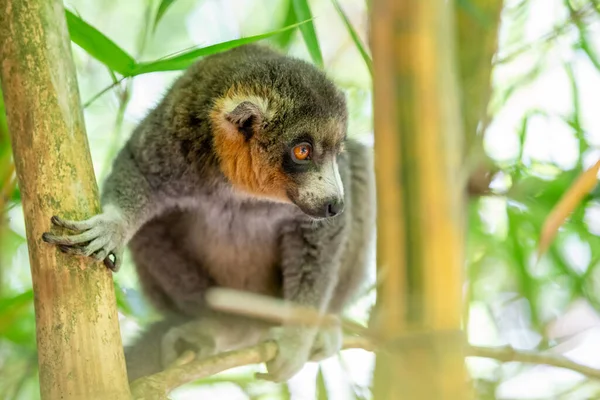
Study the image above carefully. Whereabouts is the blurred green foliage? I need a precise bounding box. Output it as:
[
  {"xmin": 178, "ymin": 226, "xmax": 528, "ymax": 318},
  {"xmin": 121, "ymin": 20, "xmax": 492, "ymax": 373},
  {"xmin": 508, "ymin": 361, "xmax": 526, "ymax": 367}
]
[{"xmin": 2, "ymin": 0, "xmax": 600, "ymax": 399}]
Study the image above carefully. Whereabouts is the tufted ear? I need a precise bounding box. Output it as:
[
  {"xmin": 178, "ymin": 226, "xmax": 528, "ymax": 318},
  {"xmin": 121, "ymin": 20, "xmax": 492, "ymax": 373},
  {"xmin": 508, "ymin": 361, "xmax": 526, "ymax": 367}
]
[{"xmin": 224, "ymin": 101, "xmax": 264, "ymax": 140}]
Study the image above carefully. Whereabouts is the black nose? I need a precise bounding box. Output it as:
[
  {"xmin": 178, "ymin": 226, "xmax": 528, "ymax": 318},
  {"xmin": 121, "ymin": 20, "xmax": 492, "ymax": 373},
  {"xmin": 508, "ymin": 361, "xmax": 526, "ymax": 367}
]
[{"xmin": 325, "ymin": 199, "xmax": 344, "ymax": 217}]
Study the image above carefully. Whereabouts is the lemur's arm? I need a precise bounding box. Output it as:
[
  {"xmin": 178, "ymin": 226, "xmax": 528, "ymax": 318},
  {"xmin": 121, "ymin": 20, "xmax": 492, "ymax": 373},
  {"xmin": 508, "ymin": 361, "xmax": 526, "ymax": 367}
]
[
  {"xmin": 264, "ymin": 218, "xmax": 347, "ymax": 382},
  {"xmin": 42, "ymin": 142, "xmax": 159, "ymax": 272}
]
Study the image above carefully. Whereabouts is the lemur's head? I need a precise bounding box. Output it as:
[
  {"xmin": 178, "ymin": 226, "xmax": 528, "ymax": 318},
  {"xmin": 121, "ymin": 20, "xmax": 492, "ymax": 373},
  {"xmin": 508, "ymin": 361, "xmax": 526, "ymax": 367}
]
[{"xmin": 211, "ymin": 66, "xmax": 347, "ymax": 220}]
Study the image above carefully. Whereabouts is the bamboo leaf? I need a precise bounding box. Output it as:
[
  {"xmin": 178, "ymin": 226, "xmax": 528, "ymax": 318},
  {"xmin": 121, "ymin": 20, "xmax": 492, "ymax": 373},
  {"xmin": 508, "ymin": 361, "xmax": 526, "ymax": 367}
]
[
  {"xmin": 114, "ymin": 282, "xmax": 134, "ymax": 316},
  {"xmin": 538, "ymin": 159, "xmax": 600, "ymax": 257},
  {"xmin": 65, "ymin": 10, "xmax": 136, "ymax": 75},
  {"xmin": 0, "ymin": 290, "xmax": 34, "ymax": 335},
  {"xmin": 153, "ymin": 0, "xmax": 177, "ymax": 31},
  {"xmin": 316, "ymin": 366, "xmax": 329, "ymax": 400},
  {"xmin": 507, "ymin": 209, "xmax": 540, "ymax": 328},
  {"xmin": 292, "ymin": 0, "xmax": 324, "ymax": 67},
  {"xmin": 273, "ymin": 1, "xmax": 298, "ymax": 50},
  {"xmin": 132, "ymin": 20, "xmax": 311, "ymax": 75},
  {"xmin": 330, "ymin": 0, "xmax": 372, "ymax": 76}
]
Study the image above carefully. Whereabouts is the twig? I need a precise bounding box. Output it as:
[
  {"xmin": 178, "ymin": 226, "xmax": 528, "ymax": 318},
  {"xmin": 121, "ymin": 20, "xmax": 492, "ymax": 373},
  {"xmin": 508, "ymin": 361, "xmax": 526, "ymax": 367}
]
[
  {"xmin": 130, "ymin": 337, "xmax": 371, "ymax": 400},
  {"xmin": 82, "ymin": 76, "xmax": 127, "ymax": 108},
  {"xmin": 494, "ymin": 4, "xmax": 595, "ymax": 65},
  {"xmin": 467, "ymin": 345, "xmax": 600, "ymax": 380}
]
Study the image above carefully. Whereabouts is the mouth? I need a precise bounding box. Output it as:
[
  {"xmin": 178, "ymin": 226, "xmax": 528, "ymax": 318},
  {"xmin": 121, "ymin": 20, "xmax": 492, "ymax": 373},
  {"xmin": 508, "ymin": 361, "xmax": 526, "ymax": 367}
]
[
  {"xmin": 293, "ymin": 202, "xmax": 343, "ymax": 220},
  {"xmin": 287, "ymin": 188, "xmax": 344, "ymax": 220}
]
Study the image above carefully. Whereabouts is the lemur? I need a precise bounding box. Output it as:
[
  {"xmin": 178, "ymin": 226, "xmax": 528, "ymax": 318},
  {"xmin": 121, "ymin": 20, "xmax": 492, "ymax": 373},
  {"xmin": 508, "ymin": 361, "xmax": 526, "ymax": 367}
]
[{"xmin": 42, "ymin": 44, "xmax": 376, "ymax": 382}]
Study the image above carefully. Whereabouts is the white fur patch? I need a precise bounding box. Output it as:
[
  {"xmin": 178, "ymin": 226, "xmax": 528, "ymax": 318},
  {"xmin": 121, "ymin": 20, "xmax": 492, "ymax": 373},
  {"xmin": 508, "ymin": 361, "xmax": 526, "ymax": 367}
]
[{"xmin": 221, "ymin": 95, "xmax": 273, "ymax": 120}]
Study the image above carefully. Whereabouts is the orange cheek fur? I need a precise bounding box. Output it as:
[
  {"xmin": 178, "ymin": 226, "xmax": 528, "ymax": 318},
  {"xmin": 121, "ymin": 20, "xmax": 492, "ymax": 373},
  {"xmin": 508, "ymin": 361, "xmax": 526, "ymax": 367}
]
[{"xmin": 212, "ymin": 112, "xmax": 292, "ymax": 202}]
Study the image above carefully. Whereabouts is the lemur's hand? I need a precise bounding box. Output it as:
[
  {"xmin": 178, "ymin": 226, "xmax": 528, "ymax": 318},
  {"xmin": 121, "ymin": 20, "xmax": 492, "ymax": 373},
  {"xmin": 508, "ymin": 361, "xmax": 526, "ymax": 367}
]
[
  {"xmin": 309, "ymin": 325, "xmax": 343, "ymax": 362},
  {"xmin": 160, "ymin": 320, "xmax": 217, "ymax": 368},
  {"xmin": 42, "ymin": 208, "xmax": 127, "ymax": 272},
  {"xmin": 260, "ymin": 326, "xmax": 315, "ymax": 382}
]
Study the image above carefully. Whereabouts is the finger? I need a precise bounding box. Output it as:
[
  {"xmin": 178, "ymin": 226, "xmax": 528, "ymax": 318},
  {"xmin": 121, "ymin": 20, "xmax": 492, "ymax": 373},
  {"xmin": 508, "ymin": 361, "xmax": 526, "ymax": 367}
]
[
  {"xmin": 42, "ymin": 228, "xmax": 101, "ymax": 246},
  {"xmin": 92, "ymin": 249, "xmax": 108, "ymax": 261},
  {"xmin": 83, "ymin": 236, "xmax": 110, "ymax": 257},
  {"xmin": 57, "ymin": 245, "xmax": 88, "ymax": 257},
  {"xmin": 51, "ymin": 215, "xmax": 97, "ymax": 232}
]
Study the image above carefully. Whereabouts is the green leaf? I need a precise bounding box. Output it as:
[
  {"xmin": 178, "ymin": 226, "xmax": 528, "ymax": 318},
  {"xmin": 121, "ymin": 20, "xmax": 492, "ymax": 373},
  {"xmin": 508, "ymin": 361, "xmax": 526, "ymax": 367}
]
[
  {"xmin": 316, "ymin": 367, "xmax": 329, "ymax": 400},
  {"xmin": 292, "ymin": 0, "xmax": 324, "ymax": 67},
  {"xmin": 153, "ymin": 0, "xmax": 177, "ymax": 31},
  {"xmin": 132, "ymin": 20, "xmax": 312, "ymax": 75},
  {"xmin": 280, "ymin": 382, "xmax": 292, "ymax": 400},
  {"xmin": 507, "ymin": 208, "xmax": 540, "ymax": 328},
  {"xmin": 0, "ymin": 290, "xmax": 34, "ymax": 336},
  {"xmin": 330, "ymin": 0, "xmax": 372, "ymax": 76},
  {"xmin": 114, "ymin": 282, "xmax": 134, "ymax": 317},
  {"xmin": 65, "ymin": 10, "xmax": 136, "ymax": 76},
  {"xmin": 272, "ymin": 1, "xmax": 298, "ymax": 50},
  {"xmin": 10, "ymin": 185, "xmax": 20, "ymax": 203}
]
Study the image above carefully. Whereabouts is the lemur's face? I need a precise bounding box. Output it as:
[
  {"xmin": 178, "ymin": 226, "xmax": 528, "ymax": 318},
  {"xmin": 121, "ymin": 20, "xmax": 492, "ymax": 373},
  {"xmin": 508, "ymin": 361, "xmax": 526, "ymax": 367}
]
[
  {"xmin": 279, "ymin": 128, "xmax": 346, "ymax": 219},
  {"xmin": 211, "ymin": 94, "xmax": 346, "ymax": 219}
]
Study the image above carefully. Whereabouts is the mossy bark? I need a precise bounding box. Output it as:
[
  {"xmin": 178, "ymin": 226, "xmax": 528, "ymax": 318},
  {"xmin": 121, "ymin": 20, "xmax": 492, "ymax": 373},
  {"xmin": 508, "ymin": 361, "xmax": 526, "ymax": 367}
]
[
  {"xmin": 371, "ymin": 0, "xmax": 471, "ymax": 398},
  {"xmin": 0, "ymin": 1, "xmax": 131, "ymax": 399}
]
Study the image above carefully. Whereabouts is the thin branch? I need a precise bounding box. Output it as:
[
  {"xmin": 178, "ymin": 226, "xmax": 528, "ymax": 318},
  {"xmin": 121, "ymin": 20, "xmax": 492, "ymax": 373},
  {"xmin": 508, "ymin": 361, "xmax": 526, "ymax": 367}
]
[
  {"xmin": 130, "ymin": 337, "xmax": 371, "ymax": 400},
  {"xmin": 82, "ymin": 76, "xmax": 127, "ymax": 108},
  {"xmin": 467, "ymin": 345, "xmax": 600, "ymax": 380},
  {"xmin": 494, "ymin": 4, "xmax": 595, "ymax": 65}
]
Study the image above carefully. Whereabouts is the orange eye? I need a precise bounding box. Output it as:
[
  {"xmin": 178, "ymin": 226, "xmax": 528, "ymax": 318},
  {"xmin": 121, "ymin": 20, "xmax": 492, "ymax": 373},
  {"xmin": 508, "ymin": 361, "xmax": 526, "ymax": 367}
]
[{"xmin": 292, "ymin": 143, "xmax": 312, "ymax": 162}]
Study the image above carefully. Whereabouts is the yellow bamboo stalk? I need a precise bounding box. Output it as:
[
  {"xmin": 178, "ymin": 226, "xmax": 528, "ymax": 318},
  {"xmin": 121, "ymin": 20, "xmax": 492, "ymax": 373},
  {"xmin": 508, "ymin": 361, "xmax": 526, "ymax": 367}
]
[
  {"xmin": 0, "ymin": 1, "xmax": 130, "ymax": 399},
  {"xmin": 371, "ymin": 0, "xmax": 471, "ymax": 398}
]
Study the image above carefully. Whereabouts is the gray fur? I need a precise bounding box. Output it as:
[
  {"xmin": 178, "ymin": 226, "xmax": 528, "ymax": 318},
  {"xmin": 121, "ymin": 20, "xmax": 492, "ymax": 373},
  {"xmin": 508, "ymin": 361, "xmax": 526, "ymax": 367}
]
[{"xmin": 42, "ymin": 44, "xmax": 375, "ymax": 383}]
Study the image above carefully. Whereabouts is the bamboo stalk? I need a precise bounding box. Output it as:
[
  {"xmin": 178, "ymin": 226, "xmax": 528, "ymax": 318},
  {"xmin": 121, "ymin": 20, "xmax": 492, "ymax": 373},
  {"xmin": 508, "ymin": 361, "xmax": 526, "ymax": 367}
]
[
  {"xmin": 457, "ymin": 0, "xmax": 504, "ymax": 196},
  {"xmin": 0, "ymin": 1, "xmax": 130, "ymax": 399},
  {"xmin": 456, "ymin": 0, "xmax": 504, "ymax": 148},
  {"xmin": 371, "ymin": 0, "xmax": 471, "ymax": 398}
]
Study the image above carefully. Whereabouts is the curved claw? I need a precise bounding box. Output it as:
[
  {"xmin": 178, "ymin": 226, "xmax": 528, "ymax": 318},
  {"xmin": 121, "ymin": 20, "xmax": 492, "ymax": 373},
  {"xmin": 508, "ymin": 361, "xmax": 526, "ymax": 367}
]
[{"xmin": 104, "ymin": 249, "xmax": 123, "ymax": 272}]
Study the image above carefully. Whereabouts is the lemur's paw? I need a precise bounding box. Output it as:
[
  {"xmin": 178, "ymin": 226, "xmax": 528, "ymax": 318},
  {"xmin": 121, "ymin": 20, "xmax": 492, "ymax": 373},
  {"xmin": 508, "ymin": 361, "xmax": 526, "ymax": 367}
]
[
  {"xmin": 42, "ymin": 210, "xmax": 126, "ymax": 272},
  {"xmin": 161, "ymin": 321, "xmax": 217, "ymax": 368},
  {"xmin": 259, "ymin": 326, "xmax": 313, "ymax": 383},
  {"xmin": 309, "ymin": 326, "xmax": 342, "ymax": 362}
]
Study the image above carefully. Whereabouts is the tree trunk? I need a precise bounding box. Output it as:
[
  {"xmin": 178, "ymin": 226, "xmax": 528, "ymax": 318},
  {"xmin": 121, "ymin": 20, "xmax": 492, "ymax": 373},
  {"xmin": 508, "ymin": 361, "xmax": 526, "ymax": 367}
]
[
  {"xmin": 370, "ymin": 0, "xmax": 471, "ymax": 399},
  {"xmin": 0, "ymin": 1, "xmax": 131, "ymax": 399}
]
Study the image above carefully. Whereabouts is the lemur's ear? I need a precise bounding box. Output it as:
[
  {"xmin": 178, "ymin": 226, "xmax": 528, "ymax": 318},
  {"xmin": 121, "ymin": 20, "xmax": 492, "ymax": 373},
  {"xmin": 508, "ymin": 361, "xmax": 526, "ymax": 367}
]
[{"xmin": 225, "ymin": 101, "xmax": 264, "ymax": 140}]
